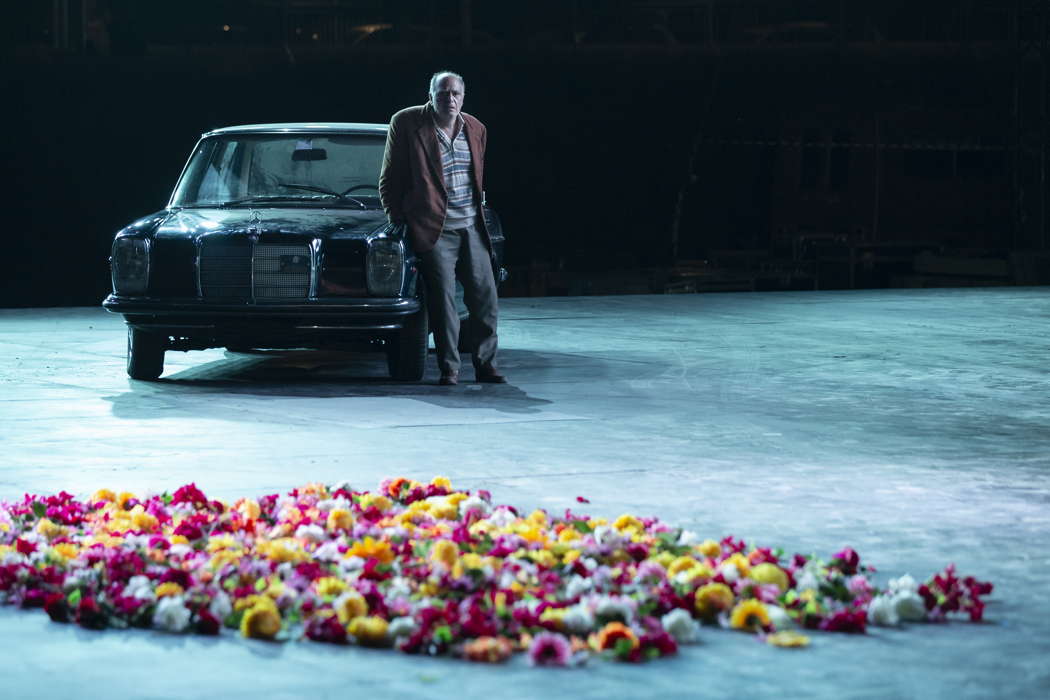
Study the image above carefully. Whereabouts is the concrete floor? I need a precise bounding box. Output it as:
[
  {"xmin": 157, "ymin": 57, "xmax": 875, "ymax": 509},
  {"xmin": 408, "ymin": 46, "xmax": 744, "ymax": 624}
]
[{"xmin": 1, "ymin": 288, "xmax": 1049, "ymax": 699}]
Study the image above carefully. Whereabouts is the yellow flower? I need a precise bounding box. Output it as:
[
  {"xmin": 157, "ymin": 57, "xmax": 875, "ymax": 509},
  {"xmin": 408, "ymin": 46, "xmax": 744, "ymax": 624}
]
[
  {"xmin": 240, "ymin": 600, "xmax": 281, "ymax": 640},
  {"xmin": 651, "ymin": 551, "xmax": 676, "ymax": 568},
  {"xmin": 694, "ymin": 583, "xmax": 735, "ymax": 619},
  {"xmin": 667, "ymin": 556, "xmax": 701, "ymax": 577},
  {"xmin": 131, "ymin": 510, "xmax": 159, "ymax": 533},
  {"xmin": 206, "ymin": 534, "xmax": 238, "ymax": 552},
  {"xmin": 155, "ymin": 582, "xmax": 184, "ymax": 598},
  {"xmin": 326, "ymin": 508, "xmax": 353, "ymax": 532},
  {"xmin": 335, "ymin": 591, "xmax": 369, "ymax": 624},
  {"xmin": 767, "ymin": 630, "xmax": 811, "ymax": 648},
  {"xmin": 721, "ymin": 552, "xmax": 751, "ymax": 578},
  {"xmin": 613, "ymin": 514, "xmax": 644, "ymax": 533},
  {"xmin": 345, "ymin": 536, "xmax": 394, "ymax": 564},
  {"xmin": 430, "ymin": 476, "xmax": 452, "ymax": 490},
  {"xmin": 170, "ymin": 535, "xmax": 190, "ymax": 545},
  {"xmin": 557, "ymin": 528, "xmax": 581, "ymax": 543},
  {"xmin": 91, "ymin": 488, "xmax": 117, "ymax": 503},
  {"xmin": 347, "ymin": 616, "xmax": 388, "ymax": 646},
  {"xmin": 51, "ymin": 542, "xmax": 78, "ymax": 559},
  {"xmin": 527, "ymin": 510, "xmax": 548, "ymax": 526},
  {"xmin": 696, "ymin": 539, "xmax": 721, "ymax": 558},
  {"xmin": 527, "ymin": 550, "xmax": 556, "ymax": 568},
  {"xmin": 429, "ymin": 499, "xmax": 459, "ymax": 521},
  {"xmin": 116, "ymin": 491, "xmax": 137, "ymax": 509},
  {"xmin": 430, "ymin": 539, "xmax": 459, "ymax": 569},
  {"xmin": 264, "ymin": 579, "xmax": 285, "ymax": 599},
  {"xmin": 234, "ymin": 594, "xmax": 269, "ymax": 612},
  {"xmin": 750, "ymin": 563, "xmax": 790, "ymax": 592},
  {"xmin": 261, "ymin": 537, "xmax": 307, "ymax": 563},
  {"xmin": 539, "ymin": 607, "xmax": 567, "ymax": 630},
  {"xmin": 587, "ymin": 517, "xmax": 608, "ymax": 528},
  {"xmin": 446, "ymin": 492, "xmax": 468, "ymax": 506},
  {"xmin": 315, "ymin": 577, "xmax": 347, "ymax": 597},
  {"xmin": 359, "ymin": 494, "xmax": 393, "ymax": 512},
  {"xmin": 729, "ymin": 599, "xmax": 771, "ymax": 632},
  {"xmin": 209, "ymin": 550, "xmax": 241, "ymax": 570},
  {"xmin": 35, "ymin": 518, "xmax": 64, "ymax": 539},
  {"xmin": 234, "ymin": 498, "xmax": 261, "ymax": 520},
  {"xmin": 562, "ymin": 550, "xmax": 581, "ymax": 565}
]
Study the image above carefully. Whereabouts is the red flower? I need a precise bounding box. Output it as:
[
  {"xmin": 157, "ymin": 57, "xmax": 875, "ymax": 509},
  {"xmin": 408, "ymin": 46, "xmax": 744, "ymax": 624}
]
[
  {"xmin": 831, "ymin": 547, "xmax": 860, "ymax": 575},
  {"xmin": 44, "ymin": 593, "xmax": 71, "ymax": 623},
  {"xmin": 195, "ymin": 609, "xmax": 222, "ymax": 636},
  {"xmin": 306, "ymin": 614, "xmax": 347, "ymax": 644},
  {"xmin": 171, "ymin": 483, "xmax": 209, "ymax": 507},
  {"xmin": 15, "ymin": 538, "xmax": 36, "ymax": 556},
  {"xmin": 75, "ymin": 596, "xmax": 107, "ymax": 630},
  {"xmin": 819, "ymin": 609, "xmax": 867, "ymax": 634},
  {"xmin": 575, "ymin": 496, "xmax": 590, "ymax": 504}
]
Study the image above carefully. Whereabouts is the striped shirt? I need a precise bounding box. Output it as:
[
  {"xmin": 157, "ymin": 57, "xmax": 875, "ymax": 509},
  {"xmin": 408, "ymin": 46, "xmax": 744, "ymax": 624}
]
[{"xmin": 434, "ymin": 118, "xmax": 478, "ymax": 230}]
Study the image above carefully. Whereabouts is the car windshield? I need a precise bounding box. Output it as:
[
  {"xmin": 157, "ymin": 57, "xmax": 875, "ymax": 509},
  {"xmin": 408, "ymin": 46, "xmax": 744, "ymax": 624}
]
[{"xmin": 171, "ymin": 133, "xmax": 385, "ymax": 208}]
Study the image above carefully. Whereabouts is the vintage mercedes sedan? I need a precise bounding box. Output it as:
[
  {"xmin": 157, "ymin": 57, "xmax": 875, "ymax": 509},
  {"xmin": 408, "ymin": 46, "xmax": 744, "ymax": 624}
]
[{"xmin": 103, "ymin": 122, "xmax": 505, "ymax": 381}]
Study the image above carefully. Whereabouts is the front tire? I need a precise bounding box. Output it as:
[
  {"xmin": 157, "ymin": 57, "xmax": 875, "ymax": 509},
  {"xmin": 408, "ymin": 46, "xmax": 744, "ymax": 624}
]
[
  {"xmin": 387, "ymin": 306, "xmax": 428, "ymax": 381},
  {"xmin": 127, "ymin": 327, "xmax": 165, "ymax": 380}
]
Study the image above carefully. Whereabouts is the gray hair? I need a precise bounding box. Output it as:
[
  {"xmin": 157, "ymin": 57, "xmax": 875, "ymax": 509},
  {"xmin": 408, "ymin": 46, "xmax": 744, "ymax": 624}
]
[{"xmin": 429, "ymin": 71, "xmax": 465, "ymax": 96}]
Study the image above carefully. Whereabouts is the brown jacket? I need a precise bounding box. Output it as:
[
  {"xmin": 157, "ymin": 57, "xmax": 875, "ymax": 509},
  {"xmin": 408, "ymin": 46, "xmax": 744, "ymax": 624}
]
[{"xmin": 379, "ymin": 102, "xmax": 491, "ymax": 254}]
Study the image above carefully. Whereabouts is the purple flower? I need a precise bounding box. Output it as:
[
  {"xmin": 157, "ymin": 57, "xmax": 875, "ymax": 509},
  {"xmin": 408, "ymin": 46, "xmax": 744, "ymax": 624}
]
[{"xmin": 528, "ymin": 631, "xmax": 574, "ymax": 667}]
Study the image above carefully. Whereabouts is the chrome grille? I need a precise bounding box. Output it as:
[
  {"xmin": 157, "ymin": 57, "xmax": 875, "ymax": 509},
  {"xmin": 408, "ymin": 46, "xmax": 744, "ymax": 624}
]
[
  {"xmin": 254, "ymin": 244, "xmax": 311, "ymax": 300},
  {"xmin": 198, "ymin": 239, "xmax": 311, "ymax": 301},
  {"xmin": 199, "ymin": 238, "xmax": 251, "ymax": 299}
]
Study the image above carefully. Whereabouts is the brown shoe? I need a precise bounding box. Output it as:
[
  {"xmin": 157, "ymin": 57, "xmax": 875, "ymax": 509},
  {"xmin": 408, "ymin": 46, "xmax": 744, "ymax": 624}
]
[
  {"xmin": 439, "ymin": 372, "xmax": 459, "ymax": 386},
  {"xmin": 476, "ymin": 367, "xmax": 507, "ymax": 384}
]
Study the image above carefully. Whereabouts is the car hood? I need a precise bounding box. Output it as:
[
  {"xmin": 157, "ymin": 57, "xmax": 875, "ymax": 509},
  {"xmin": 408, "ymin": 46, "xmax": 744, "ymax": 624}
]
[{"xmin": 153, "ymin": 207, "xmax": 389, "ymax": 241}]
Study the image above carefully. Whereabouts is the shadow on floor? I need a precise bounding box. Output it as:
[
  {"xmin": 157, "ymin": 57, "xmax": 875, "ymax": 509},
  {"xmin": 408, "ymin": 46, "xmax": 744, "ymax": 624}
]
[{"xmin": 102, "ymin": 348, "xmax": 568, "ymax": 420}]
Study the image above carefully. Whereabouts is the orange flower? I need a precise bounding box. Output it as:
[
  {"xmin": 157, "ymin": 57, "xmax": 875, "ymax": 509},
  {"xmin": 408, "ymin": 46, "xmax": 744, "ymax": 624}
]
[
  {"xmin": 729, "ymin": 599, "xmax": 771, "ymax": 632},
  {"xmin": 345, "ymin": 536, "xmax": 394, "ymax": 564},
  {"xmin": 591, "ymin": 622, "xmax": 639, "ymax": 652},
  {"xmin": 462, "ymin": 636, "xmax": 514, "ymax": 663}
]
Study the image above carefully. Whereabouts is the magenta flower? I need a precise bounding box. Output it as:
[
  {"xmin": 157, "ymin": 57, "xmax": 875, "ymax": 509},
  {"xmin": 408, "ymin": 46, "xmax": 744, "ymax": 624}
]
[{"xmin": 528, "ymin": 631, "xmax": 574, "ymax": 667}]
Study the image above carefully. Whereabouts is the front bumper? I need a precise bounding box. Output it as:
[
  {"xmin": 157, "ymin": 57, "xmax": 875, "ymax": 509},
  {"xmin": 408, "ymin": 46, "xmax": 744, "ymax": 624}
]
[{"xmin": 103, "ymin": 294, "xmax": 421, "ymax": 335}]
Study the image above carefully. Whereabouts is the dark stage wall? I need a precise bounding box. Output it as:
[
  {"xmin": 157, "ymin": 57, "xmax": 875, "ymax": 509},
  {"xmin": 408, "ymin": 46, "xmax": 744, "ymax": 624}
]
[{"xmin": 0, "ymin": 48, "xmax": 1023, "ymax": 306}]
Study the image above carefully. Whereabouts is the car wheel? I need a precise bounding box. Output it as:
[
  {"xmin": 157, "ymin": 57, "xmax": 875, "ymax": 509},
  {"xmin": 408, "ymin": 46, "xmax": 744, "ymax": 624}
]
[
  {"xmin": 387, "ymin": 306, "xmax": 428, "ymax": 381},
  {"xmin": 126, "ymin": 326, "xmax": 165, "ymax": 380}
]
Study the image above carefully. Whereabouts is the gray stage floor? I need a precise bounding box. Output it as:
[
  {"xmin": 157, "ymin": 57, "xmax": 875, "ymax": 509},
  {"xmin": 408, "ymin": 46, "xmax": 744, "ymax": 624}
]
[{"xmin": 1, "ymin": 288, "xmax": 1048, "ymax": 699}]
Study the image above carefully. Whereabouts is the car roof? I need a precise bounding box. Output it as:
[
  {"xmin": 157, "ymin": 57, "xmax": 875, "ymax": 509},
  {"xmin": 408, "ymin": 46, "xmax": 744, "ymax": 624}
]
[{"xmin": 202, "ymin": 122, "xmax": 387, "ymax": 137}]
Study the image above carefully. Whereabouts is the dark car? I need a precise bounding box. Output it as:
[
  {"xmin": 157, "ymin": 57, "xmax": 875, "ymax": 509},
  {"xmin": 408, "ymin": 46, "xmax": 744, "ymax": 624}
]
[{"xmin": 103, "ymin": 122, "xmax": 505, "ymax": 381}]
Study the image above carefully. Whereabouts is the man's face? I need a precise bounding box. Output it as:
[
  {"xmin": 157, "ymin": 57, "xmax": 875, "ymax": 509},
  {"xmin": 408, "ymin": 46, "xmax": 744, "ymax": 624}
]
[{"xmin": 431, "ymin": 75, "xmax": 465, "ymax": 120}]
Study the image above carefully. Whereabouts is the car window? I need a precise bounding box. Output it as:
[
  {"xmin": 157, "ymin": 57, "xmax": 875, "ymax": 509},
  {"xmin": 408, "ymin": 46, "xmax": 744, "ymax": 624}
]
[{"xmin": 172, "ymin": 134, "xmax": 385, "ymax": 207}]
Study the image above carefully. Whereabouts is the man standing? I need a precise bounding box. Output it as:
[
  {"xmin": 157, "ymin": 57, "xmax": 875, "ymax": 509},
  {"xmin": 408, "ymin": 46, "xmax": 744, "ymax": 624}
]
[{"xmin": 379, "ymin": 71, "xmax": 505, "ymax": 385}]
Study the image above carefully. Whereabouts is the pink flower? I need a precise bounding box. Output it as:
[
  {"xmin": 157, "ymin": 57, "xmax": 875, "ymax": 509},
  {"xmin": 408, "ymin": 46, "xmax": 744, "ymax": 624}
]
[
  {"xmin": 527, "ymin": 631, "xmax": 574, "ymax": 667},
  {"xmin": 171, "ymin": 483, "xmax": 209, "ymax": 507}
]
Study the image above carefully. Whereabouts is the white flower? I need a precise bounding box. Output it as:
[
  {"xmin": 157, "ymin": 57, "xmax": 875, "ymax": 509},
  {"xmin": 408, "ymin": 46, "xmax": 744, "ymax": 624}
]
[
  {"xmin": 677, "ymin": 529, "xmax": 701, "ymax": 546},
  {"xmin": 123, "ymin": 575, "xmax": 155, "ymax": 601},
  {"xmin": 459, "ymin": 495, "xmax": 491, "ymax": 518},
  {"xmin": 338, "ymin": 556, "xmax": 365, "ymax": 575},
  {"xmin": 765, "ymin": 605, "xmax": 796, "ymax": 631},
  {"xmin": 168, "ymin": 544, "xmax": 192, "ymax": 559},
  {"xmin": 593, "ymin": 595, "xmax": 634, "ymax": 623},
  {"xmin": 313, "ymin": 541, "xmax": 343, "ymax": 562},
  {"xmin": 592, "ymin": 526, "xmax": 624, "ymax": 549},
  {"xmin": 867, "ymin": 595, "xmax": 900, "ymax": 626},
  {"xmin": 717, "ymin": 562, "xmax": 740, "ymax": 584},
  {"xmin": 386, "ymin": 577, "xmax": 413, "ymax": 599},
  {"xmin": 316, "ymin": 497, "xmax": 352, "ymax": 512},
  {"xmin": 387, "ymin": 616, "xmax": 418, "ymax": 639},
  {"xmin": 562, "ymin": 604, "xmax": 596, "ymax": 634},
  {"xmin": 487, "ymin": 507, "xmax": 517, "ymax": 528},
  {"xmin": 795, "ymin": 569, "xmax": 820, "ymax": 591},
  {"xmin": 565, "ymin": 574, "xmax": 593, "ymax": 599},
  {"xmin": 0, "ymin": 551, "xmax": 24, "ymax": 566},
  {"xmin": 152, "ymin": 595, "xmax": 191, "ymax": 632},
  {"xmin": 209, "ymin": 591, "xmax": 232, "ymax": 621},
  {"xmin": 661, "ymin": 608, "xmax": 701, "ymax": 643},
  {"xmin": 294, "ymin": 524, "xmax": 326, "ymax": 543},
  {"xmin": 892, "ymin": 590, "xmax": 927, "ymax": 622},
  {"xmin": 124, "ymin": 534, "xmax": 151, "ymax": 549},
  {"xmin": 889, "ymin": 574, "xmax": 919, "ymax": 594}
]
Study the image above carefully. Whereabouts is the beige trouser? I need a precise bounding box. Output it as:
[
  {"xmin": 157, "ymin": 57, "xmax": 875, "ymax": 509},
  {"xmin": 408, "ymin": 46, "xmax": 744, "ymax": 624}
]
[{"xmin": 417, "ymin": 221, "xmax": 499, "ymax": 375}]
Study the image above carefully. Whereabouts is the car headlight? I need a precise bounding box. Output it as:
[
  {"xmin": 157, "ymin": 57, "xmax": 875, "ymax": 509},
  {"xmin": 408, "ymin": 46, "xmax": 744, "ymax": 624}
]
[
  {"xmin": 366, "ymin": 236, "xmax": 404, "ymax": 297},
  {"xmin": 111, "ymin": 237, "xmax": 150, "ymax": 295}
]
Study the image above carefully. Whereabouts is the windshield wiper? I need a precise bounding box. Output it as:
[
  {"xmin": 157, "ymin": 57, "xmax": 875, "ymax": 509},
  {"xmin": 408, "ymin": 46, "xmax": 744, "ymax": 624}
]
[
  {"xmin": 277, "ymin": 182, "xmax": 366, "ymax": 209},
  {"xmin": 217, "ymin": 195, "xmax": 325, "ymax": 206}
]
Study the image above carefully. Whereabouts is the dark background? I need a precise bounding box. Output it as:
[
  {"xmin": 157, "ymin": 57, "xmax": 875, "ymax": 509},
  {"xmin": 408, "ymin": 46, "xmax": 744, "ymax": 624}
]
[{"xmin": 3, "ymin": 0, "xmax": 1049, "ymax": 306}]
